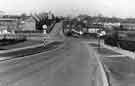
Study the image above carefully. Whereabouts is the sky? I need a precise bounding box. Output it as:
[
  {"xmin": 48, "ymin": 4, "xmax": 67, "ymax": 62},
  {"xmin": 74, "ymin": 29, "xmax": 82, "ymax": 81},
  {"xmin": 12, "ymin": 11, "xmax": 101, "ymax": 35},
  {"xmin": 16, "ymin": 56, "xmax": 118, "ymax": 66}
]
[{"xmin": 0, "ymin": 0, "xmax": 135, "ymax": 18}]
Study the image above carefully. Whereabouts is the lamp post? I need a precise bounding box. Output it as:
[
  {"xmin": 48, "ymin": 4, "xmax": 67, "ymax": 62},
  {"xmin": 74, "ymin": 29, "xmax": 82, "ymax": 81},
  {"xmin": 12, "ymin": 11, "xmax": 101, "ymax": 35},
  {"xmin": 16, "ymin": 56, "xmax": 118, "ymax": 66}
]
[
  {"xmin": 42, "ymin": 24, "xmax": 48, "ymax": 47},
  {"xmin": 42, "ymin": 24, "xmax": 47, "ymax": 34}
]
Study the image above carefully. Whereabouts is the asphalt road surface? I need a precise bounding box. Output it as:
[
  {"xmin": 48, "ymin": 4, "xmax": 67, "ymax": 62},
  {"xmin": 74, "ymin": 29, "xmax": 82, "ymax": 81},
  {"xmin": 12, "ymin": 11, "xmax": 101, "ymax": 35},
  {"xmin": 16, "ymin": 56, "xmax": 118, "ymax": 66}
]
[{"xmin": 0, "ymin": 22, "xmax": 101, "ymax": 86}]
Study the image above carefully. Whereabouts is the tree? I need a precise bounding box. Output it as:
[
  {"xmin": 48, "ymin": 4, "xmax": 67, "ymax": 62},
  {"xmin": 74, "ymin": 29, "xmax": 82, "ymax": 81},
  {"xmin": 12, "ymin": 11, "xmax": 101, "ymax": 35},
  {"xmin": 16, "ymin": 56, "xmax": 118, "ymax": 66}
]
[
  {"xmin": 31, "ymin": 12, "xmax": 56, "ymax": 31},
  {"xmin": 21, "ymin": 13, "xmax": 27, "ymax": 20}
]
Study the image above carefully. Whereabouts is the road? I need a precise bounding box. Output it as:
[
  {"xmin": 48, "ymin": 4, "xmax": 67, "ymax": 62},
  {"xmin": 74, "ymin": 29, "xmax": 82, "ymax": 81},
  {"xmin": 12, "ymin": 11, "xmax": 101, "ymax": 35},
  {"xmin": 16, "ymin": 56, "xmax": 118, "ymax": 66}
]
[{"xmin": 0, "ymin": 22, "xmax": 102, "ymax": 86}]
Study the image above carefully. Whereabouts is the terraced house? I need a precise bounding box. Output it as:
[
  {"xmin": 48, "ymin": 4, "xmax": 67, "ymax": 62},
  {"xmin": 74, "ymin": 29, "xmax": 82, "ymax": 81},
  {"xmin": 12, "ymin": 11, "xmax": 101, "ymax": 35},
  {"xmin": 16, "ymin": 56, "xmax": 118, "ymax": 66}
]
[{"xmin": 0, "ymin": 17, "xmax": 20, "ymax": 34}]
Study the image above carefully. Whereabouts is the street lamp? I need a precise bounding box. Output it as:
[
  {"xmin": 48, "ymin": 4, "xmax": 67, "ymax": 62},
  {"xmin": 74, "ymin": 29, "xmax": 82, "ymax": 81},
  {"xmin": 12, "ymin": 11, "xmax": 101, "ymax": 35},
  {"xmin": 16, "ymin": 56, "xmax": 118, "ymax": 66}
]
[
  {"xmin": 42, "ymin": 24, "xmax": 48, "ymax": 47},
  {"xmin": 42, "ymin": 24, "xmax": 47, "ymax": 34}
]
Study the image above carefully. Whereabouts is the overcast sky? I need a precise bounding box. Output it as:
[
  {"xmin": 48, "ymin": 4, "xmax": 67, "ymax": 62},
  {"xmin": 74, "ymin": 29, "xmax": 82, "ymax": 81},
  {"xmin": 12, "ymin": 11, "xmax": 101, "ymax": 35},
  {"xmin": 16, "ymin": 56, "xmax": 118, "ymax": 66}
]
[{"xmin": 0, "ymin": 0, "xmax": 135, "ymax": 18}]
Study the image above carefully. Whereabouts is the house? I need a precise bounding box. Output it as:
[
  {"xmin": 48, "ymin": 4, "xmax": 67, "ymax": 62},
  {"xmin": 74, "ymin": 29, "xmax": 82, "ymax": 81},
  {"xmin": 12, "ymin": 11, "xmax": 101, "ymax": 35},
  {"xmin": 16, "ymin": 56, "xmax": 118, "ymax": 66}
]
[{"xmin": 19, "ymin": 17, "xmax": 36, "ymax": 31}]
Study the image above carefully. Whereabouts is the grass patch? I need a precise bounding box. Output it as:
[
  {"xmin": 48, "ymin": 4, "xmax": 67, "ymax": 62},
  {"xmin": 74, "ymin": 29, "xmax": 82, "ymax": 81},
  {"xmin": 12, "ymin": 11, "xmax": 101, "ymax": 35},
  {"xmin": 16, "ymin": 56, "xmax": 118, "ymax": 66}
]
[
  {"xmin": 0, "ymin": 41, "xmax": 63, "ymax": 58},
  {"xmin": 0, "ymin": 40, "xmax": 43, "ymax": 50},
  {"xmin": 102, "ymin": 56, "xmax": 135, "ymax": 80}
]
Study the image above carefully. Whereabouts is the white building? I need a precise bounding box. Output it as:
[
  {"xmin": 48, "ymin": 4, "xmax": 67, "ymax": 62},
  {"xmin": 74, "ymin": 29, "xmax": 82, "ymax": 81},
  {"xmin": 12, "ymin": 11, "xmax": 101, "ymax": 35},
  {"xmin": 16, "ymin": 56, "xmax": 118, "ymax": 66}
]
[{"xmin": 19, "ymin": 17, "xmax": 36, "ymax": 31}]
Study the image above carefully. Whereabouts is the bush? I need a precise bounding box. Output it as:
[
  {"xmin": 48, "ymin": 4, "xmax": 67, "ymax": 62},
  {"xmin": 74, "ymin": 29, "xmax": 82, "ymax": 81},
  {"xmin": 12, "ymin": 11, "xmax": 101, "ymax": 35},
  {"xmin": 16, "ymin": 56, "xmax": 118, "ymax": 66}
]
[{"xmin": 104, "ymin": 37, "xmax": 117, "ymax": 46}]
